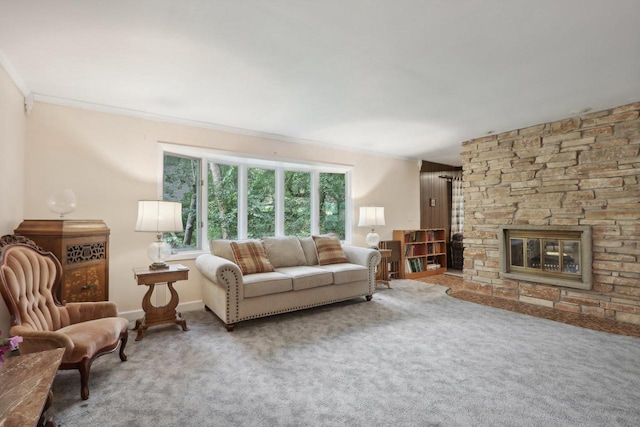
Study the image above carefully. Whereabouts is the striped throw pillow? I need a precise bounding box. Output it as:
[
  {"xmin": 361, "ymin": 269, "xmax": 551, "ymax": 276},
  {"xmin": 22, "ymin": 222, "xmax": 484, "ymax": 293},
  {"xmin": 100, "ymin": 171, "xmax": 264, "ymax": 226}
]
[
  {"xmin": 230, "ymin": 241, "xmax": 275, "ymax": 275},
  {"xmin": 313, "ymin": 235, "xmax": 348, "ymax": 265}
]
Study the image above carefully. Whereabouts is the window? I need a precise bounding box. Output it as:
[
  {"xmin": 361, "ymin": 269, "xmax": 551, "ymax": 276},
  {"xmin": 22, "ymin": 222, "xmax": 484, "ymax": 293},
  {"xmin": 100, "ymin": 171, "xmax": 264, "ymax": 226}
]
[
  {"xmin": 162, "ymin": 144, "xmax": 351, "ymax": 252},
  {"xmin": 284, "ymin": 171, "xmax": 311, "ymax": 237},
  {"xmin": 207, "ymin": 162, "xmax": 238, "ymax": 240},
  {"xmin": 163, "ymin": 153, "xmax": 200, "ymax": 251},
  {"xmin": 247, "ymin": 167, "xmax": 276, "ymax": 238},
  {"xmin": 319, "ymin": 172, "xmax": 346, "ymax": 240}
]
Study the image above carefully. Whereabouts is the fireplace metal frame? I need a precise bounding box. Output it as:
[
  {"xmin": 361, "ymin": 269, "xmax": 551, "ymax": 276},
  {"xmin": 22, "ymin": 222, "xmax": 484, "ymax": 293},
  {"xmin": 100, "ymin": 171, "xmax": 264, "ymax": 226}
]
[{"xmin": 499, "ymin": 225, "xmax": 592, "ymax": 290}]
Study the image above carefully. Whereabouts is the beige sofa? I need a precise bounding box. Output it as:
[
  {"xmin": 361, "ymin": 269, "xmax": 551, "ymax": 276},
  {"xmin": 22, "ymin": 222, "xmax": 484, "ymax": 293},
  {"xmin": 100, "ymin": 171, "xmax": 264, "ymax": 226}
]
[{"xmin": 195, "ymin": 235, "xmax": 381, "ymax": 331}]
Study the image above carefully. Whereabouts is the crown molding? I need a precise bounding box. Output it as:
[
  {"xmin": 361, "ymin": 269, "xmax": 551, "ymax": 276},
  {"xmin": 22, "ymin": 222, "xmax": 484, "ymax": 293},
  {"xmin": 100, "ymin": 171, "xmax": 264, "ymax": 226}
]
[
  {"xmin": 31, "ymin": 93, "xmax": 416, "ymax": 162},
  {"xmin": 0, "ymin": 49, "xmax": 30, "ymax": 98}
]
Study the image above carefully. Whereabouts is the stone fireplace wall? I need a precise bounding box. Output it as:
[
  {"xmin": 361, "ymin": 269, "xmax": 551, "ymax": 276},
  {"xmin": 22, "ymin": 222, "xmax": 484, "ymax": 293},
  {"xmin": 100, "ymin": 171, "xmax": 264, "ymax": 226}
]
[{"xmin": 460, "ymin": 101, "xmax": 640, "ymax": 325}]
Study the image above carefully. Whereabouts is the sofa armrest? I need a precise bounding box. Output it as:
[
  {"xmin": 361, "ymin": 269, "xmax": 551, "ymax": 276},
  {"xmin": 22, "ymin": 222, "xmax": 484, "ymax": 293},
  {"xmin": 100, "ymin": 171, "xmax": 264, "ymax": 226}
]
[
  {"xmin": 342, "ymin": 245, "xmax": 380, "ymax": 267},
  {"xmin": 342, "ymin": 245, "xmax": 381, "ymax": 287},
  {"xmin": 196, "ymin": 254, "xmax": 243, "ymax": 293}
]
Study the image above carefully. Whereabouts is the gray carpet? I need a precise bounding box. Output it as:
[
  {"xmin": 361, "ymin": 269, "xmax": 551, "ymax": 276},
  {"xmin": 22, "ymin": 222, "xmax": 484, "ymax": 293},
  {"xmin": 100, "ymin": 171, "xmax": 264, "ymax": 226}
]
[{"xmin": 49, "ymin": 280, "xmax": 640, "ymax": 426}]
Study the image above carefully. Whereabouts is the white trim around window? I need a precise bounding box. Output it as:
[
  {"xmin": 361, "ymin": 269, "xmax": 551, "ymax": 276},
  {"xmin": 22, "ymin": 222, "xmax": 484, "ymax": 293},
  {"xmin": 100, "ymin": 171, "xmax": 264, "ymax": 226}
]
[{"xmin": 158, "ymin": 142, "xmax": 353, "ymax": 259}]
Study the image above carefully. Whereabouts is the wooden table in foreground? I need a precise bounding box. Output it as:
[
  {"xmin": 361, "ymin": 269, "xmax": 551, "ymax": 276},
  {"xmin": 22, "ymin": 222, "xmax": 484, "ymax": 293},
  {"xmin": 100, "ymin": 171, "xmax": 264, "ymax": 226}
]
[
  {"xmin": 132, "ymin": 264, "xmax": 190, "ymax": 341},
  {"xmin": 0, "ymin": 348, "xmax": 65, "ymax": 427}
]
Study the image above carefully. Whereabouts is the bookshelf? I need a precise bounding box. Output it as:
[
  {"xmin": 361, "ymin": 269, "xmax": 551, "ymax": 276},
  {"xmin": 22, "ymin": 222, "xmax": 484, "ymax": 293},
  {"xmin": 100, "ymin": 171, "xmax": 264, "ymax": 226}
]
[{"xmin": 393, "ymin": 229, "xmax": 447, "ymax": 279}]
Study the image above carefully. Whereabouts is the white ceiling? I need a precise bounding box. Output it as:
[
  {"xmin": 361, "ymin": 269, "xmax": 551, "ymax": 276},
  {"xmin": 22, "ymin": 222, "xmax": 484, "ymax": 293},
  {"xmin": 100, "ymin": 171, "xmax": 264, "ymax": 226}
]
[{"xmin": 1, "ymin": 1, "xmax": 639, "ymax": 166}]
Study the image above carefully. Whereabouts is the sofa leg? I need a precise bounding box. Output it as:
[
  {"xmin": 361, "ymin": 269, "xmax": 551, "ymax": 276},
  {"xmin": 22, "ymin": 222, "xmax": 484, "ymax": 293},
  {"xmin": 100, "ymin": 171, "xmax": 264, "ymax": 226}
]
[
  {"xmin": 366, "ymin": 295, "xmax": 373, "ymax": 301},
  {"xmin": 225, "ymin": 323, "xmax": 235, "ymax": 332}
]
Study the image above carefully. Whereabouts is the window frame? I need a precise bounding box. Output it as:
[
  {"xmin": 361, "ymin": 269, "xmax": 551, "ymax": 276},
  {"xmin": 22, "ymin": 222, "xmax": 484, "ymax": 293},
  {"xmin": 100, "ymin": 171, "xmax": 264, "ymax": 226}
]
[{"xmin": 159, "ymin": 142, "xmax": 353, "ymax": 259}]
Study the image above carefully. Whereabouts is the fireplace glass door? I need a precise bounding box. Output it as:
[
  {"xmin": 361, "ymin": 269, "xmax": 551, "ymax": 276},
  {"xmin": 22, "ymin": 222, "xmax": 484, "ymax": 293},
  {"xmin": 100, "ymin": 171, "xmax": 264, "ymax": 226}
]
[{"xmin": 508, "ymin": 234, "xmax": 581, "ymax": 277}]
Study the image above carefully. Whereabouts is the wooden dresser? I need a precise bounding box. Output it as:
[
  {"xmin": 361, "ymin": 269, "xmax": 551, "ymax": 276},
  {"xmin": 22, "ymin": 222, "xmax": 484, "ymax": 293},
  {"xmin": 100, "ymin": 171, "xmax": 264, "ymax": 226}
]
[{"xmin": 14, "ymin": 219, "xmax": 110, "ymax": 303}]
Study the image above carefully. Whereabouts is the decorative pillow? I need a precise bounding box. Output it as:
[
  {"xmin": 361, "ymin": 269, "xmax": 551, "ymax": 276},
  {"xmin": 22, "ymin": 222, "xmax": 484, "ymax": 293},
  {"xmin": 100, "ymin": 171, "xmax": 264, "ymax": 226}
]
[
  {"xmin": 230, "ymin": 241, "xmax": 275, "ymax": 275},
  {"xmin": 262, "ymin": 236, "xmax": 306, "ymax": 268},
  {"xmin": 312, "ymin": 235, "xmax": 348, "ymax": 265}
]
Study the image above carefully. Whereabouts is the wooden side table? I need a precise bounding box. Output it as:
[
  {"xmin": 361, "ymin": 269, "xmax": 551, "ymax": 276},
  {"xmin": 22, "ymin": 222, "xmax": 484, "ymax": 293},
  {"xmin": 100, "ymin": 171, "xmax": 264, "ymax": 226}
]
[
  {"xmin": 132, "ymin": 264, "xmax": 189, "ymax": 341},
  {"xmin": 376, "ymin": 248, "xmax": 392, "ymax": 288}
]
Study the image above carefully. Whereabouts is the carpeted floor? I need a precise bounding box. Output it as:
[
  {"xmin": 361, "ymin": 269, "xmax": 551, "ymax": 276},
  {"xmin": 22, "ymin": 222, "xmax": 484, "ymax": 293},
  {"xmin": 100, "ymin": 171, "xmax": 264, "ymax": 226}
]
[
  {"xmin": 48, "ymin": 279, "xmax": 640, "ymax": 427},
  {"xmin": 421, "ymin": 274, "xmax": 640, "ymax": 338}
]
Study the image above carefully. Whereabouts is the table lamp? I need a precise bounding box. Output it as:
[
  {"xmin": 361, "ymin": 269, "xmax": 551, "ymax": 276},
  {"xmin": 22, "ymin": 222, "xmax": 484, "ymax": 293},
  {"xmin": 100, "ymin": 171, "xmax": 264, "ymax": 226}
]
[
  {"xmin": 358, "ymin": 206, "xmax": 385, "ymax": 249},
  {"xmin": 135, "ymin": 200, "xmax": 184, "ymax": 270}
]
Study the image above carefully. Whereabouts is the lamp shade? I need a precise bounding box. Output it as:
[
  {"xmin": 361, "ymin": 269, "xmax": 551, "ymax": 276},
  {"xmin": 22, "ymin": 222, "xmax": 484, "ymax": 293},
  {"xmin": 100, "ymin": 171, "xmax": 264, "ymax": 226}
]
[
  {"xmin": 358, "ymin": 207, "xmax": 385, "ymax": 227},
  {"xmin": 135, "ymin": 200, "xmax": 184, "ymax": 233}
]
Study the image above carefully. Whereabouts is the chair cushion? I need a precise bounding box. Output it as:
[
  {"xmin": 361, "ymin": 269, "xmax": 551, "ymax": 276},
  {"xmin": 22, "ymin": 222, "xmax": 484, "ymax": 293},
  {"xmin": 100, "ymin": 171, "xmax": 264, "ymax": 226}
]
[
  {"xmin": 231, "ymin": 241, "xmax": 275, "ymax": 275},
  {"xmin": 243, "ymin": 272, "xmax": 293, "ymax": 298},
  {"xmin": 317, "ymin": 263, "xmax": 369, "ymax": 285},
  {"xmin": 313, "ymin": 235, "xmax": 348, "ymax": 265},
  {"xmin": 276, "ymin": 266, "xmax": 333, "ymax": 291},
  {"xmin": 262, "ymin": 236, "xmax": 306, "ymax": 268},
  {"xmin": 58, "ymin": 317, "xmax": 129, "ymax": 363}
]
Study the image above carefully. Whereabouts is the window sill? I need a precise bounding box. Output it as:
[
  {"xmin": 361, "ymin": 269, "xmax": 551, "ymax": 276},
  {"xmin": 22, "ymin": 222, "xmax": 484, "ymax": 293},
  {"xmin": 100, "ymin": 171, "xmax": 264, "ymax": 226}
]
[{"xmin": 168, "ymin": 249, "xmax": 209, "ymax": 261}]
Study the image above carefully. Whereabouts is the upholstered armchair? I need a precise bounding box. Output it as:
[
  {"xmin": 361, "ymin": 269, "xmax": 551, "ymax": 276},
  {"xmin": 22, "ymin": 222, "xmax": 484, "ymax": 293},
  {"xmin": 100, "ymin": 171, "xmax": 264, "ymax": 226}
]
[{"xmin": 0, "ymin": 235, "xmax": 129, "ymax": 400}]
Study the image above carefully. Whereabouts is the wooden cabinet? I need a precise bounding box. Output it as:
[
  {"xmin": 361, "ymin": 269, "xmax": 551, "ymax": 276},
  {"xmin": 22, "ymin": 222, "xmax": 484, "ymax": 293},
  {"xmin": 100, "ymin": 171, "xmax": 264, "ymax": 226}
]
[
  {"xmin": 393, "ymin": 229, "xmax": 447, "ymax": 279},
  {"xmin": 14, "ymin": 220, "xmax": 110, "ymax": 303}
]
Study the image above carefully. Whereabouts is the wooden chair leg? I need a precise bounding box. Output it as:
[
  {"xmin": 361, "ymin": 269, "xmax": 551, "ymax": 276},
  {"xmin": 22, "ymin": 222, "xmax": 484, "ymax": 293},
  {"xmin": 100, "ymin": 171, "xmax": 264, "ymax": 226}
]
[
  {"xmin": 78, "ymin": 358, "xmax": 91, "ymax": 400},
  {"xmin": 119, "ymin": 330, "xmax": 128, "ymax": 361}
]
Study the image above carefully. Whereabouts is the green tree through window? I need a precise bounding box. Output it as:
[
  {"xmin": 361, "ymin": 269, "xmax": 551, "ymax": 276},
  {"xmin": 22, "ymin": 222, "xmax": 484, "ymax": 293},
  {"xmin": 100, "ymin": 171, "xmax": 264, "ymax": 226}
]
[
  {"xmin": 319, "ymin": 172, "xmax": 346, "ymax": 240},
  {"xmin": 208, "ymin": 163, "xmax": 238, "ymax": 240},
  {"xmin": 247, "ymin": 167, "xmax": 275, "ymax": 238},
  {"xmin": 163, "ymin": 147, "xmax": 350, "ymax": 250},
  {"xmin": 284, "ymin": 171, "xmax": 311, "ymax": 236},
  {"xmin": 163, "ymin": 154, "xmax": 200, "ymax": 250}
]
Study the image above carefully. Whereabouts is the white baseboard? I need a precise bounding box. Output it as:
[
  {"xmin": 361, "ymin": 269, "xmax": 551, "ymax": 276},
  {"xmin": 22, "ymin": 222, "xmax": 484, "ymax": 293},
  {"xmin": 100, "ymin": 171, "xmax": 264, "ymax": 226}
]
[{"xmin": 118, "ymin": 300, "xmax": 205, "ymax": 322}]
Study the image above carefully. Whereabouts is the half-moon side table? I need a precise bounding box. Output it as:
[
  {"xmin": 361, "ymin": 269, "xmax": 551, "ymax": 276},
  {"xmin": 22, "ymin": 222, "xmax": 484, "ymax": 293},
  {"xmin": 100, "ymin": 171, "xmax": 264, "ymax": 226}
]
[{"xmin": 132, "ymin": 264, "xmax": 189, "ymax": 341}]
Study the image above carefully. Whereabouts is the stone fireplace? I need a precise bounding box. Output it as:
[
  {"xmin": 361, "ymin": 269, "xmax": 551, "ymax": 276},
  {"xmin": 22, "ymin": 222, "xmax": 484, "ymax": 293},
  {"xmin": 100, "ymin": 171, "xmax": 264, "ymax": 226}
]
[{"xmin": 460, "ymin": 101, "xmax": 640, "ymax": 325}]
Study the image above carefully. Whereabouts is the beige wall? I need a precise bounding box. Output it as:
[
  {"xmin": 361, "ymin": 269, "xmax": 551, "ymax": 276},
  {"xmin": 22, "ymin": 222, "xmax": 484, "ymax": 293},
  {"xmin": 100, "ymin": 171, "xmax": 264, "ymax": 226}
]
[
  {"xmin": 23, "ymin": 102, "xmax": 421, "ymax": 314},
  {"xmin": 0, "ymin": 65, "xmax": 26, "ymax": 333}
]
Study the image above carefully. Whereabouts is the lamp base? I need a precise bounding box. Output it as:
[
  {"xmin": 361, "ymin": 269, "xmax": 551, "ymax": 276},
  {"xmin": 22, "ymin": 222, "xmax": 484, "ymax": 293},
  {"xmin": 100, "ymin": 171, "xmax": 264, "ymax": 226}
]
[
  {"xmin": 147, "ymin": 240, "xmax": 172, "ymax": 270},
  {"xmin": 366, "ymin": 231, "xmax": 380, "ymax": 249},
  {"xmin": 149, "ymin": 262, "xmax": 170, "ymax": 270}
]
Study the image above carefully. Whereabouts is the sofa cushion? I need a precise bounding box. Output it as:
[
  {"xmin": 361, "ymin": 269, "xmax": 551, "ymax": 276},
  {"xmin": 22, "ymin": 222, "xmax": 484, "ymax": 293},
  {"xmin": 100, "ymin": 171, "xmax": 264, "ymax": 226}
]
[
  {"xmin": 317, "ymin": 263, "xmax": 368, "ymax": 285},
  {"xmin": 230, "ymin": 241, "xmax": 275, "ymax": 275},
  {"xmin": 276, "ymin": 266, "xmax": 333, "ymax": 291},
  {"xmin": 298, "ymin": 237, "xmax": 319, "ymax": 265},
  {"xmin": 211, "ymin": 239, "xmax": 249, "ymax": 262},
  {"xmin": 313, "ymin": 235, "xmax": 348, "ymax": 265},
  {"xmin": 243, "ymin": 272, "xmax": 293, "ymax": 298},
  {"xmin": 262, "ymin": 236, "xmax": 306, "ymax": 268}
]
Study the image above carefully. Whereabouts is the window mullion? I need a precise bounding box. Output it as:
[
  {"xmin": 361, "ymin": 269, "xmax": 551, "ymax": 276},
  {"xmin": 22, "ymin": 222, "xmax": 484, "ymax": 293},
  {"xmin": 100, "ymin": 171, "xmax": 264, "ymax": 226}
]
[
  {"xmin": 275, "ymin": 168, "xmax": 284, "ymax": 236},
  {"xmin": 238, "ymin": 165, "xmax": 248, "ymax": 239},
  {"xmin": 310, "ymin": 171, "xmax": 319, "ymax": 235},
  {"xmin": 200, "ymin": 161, "xmax": 208, "ymax": 249}
]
